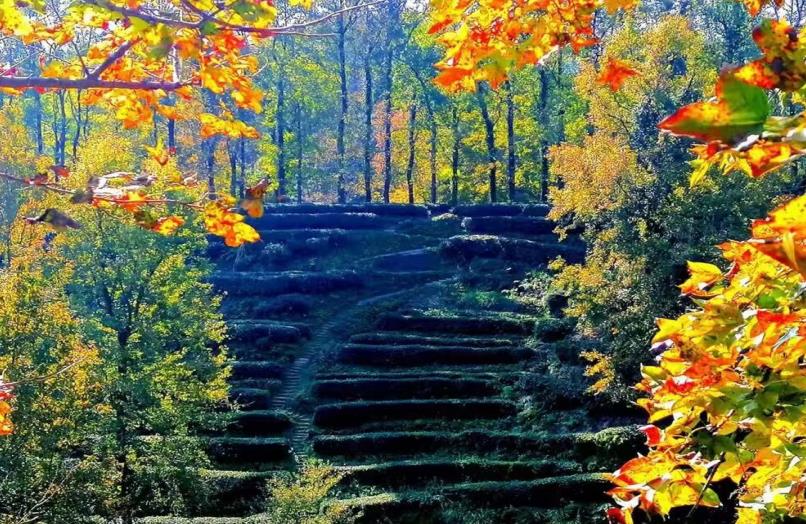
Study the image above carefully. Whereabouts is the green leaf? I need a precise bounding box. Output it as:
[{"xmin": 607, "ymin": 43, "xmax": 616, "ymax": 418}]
[{"xmin": 659, "ymin": 74, "xmax": 770, "ymax": 143}]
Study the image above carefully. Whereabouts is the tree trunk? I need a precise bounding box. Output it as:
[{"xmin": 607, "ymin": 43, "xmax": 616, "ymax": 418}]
[
  {"xmin": 412, "ymin": 69, "xmax": 438, "ymax": 203},
  {"xmin": 363, "ymin": 53, "xmax": 374, "ymax": 203},
  {"xmin": 476, "ymin": 85, "xmax": 497, "ymax": 203},
  {"xmin": 404, "ymin": 94, "xmax": 417, "ymax": 204},
  {"xmin": 296, "ymin": 102, "xmax": 304, "ymax": 204},
  {"xmin": 276, "ymin": 72, "xmax": 287, "ymax": 199},
  {"xmin": 34, "ymin": 91, "xmax": 43, "ymax": 155},
  {"xmin": 229, "ymin": 140, "xmax": 238, "ymax": 197},
  {"xmin": 336, "ymin": 3, "xmax": 348, "ymax": 204},
  {"xmin": 381, "ymin": 3, "xmax": 396, "ymax": 203},
  {"xmin": 538, "ymin": 68, "xmax": 550, "ymax": 203},
  {"xmin": 239, "ymin": 137, "xmax": 246, "ymax": 199},
  {"xmin": 505, "ymin": 81, "xmax": 516, "ymax": 202},
  {"xmin": 451, "ymin": 106, "xmax": 460, "ymax": 206}
]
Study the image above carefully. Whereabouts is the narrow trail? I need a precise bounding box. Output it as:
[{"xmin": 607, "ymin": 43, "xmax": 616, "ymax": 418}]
[{"xmin": 277, "ymin": 273, "xmax": 456, "ymax": 464}]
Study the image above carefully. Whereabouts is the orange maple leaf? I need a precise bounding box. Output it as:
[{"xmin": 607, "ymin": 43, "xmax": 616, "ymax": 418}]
[{"xmin": 597, "ymin": 58, "xmax": 640, "ymax": 92}]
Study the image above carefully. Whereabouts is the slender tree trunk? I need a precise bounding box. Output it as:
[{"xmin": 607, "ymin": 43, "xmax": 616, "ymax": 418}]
[
  {"xmin": 381, "ymin": 3, "xmax": 396, "ymax": 203},
  {"xmin": 336, "ymin": 3, "xmax": 348, "ymax": 204},
  {"xmin": 229, "ymin": 140, "xmax": 238, "ymax": 197},
  {"xmin": 412, "ymin": 70, "xmax": 438, "ymax": 203},
  {"xmin": 505, "ymin": 81, "xmax": 516, "ymax": 202},
  {"xmin": 239, "ymin": 137, "xmax": 246, "ymax": 199},
  {"xmin": 538, "ymin": 69, "xmax": 550, "ymax": 203},
  {"xmin": 363, "ymin": 53, "xmax": 374, "ymax": 203},
  {"xmin": 404, "ymin": 94, "xmax": 417, "ymax": 204},
  {"xmin": 476, "ymin": 85, "xmax": 497, "ymax": 203},
  {"xmin": 296, "ymin": 102, "xmax": 304, "ymax": 204},
  {"xmin": 276, "ymin": 72, "xmax": 287, "ymax": 199},
  {"xmin": 71, "ymin": 91, "xmax": 82, "ymax": 161},
  {"xmin": 451, "ymin": 106, "xmax": 460, "ymax": 206},
  {"xmin": 34, "ymin": 91, "xmax": 43, "ymax": 155},
  {"xmin": 167, "ymin": 117, "xmax": 176, "ymax": 152},
  {"xmin": 206, "ymin": 140, "xmax": 217, "ymax": 199}
]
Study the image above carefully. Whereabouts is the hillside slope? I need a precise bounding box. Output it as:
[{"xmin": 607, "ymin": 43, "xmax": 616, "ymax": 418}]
[{"xmin": 147, "ymin": 204, "xmax": 641, "ymax": 523}]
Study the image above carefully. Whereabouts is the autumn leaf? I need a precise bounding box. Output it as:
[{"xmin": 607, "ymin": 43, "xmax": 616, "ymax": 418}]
[
  {"xmin": 240, "ymin": 178, "xmax": 269, "ymax": 218},
  {"xmin": 49, "ymin": 164, "xmax": 69, "ymax": 179},
  {"xmin": 597, "ymin": 58, "xmax": 639, "ymax": 91},
  {"xmin": 658, "ymin": 73, "xmax": 770, "ymax": 143},
  {"xmin": 204, "ymin": 197, "xmax": 260, "ymax": 247},
  {"xmin": 679, "ymin": 261, "xmax": 724, "ymax": 296},
  {"xmin": 145, "ymin": 140, "xmax": 171, "ymax": 166},
  {"xmin": 151, "ymin": 215, "xmax": 185, "ymax": 236}
]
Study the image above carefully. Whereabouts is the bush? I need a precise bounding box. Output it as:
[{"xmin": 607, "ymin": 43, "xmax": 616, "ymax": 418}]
[
  {"xmin": 337, "ymin": 344, "xmax": 532, "ymax": 367},
  {"xmin": 313, "ymin": 399, "xmax": 517, "ymax": 429},
  {"xmin": 348, "ymin": 332, "xmax": 516, "ymax": 347},
  {"xmin": 228, "ymin": 322, "xmax": 309, "ymax": 343},
  {"xmin": 452, "ymin": 204, "xmax": 550, "ymax": 217},
  {"xmin": 441, "ymin": 235, "xmax": 584, "ymax": 265},
  {"xmin": 312, "ymin": 377, "xmax": 499, "ymax": 401},
  {"xmin": 250, "ymin": 213, "xmax": 390, "ymax": 230},
  {"xmin": 224, "ymin": 410, "xmax": 293, "ymax": 436},
  {"xmin": 461, "ymin": 216, "xmax": 555, "ymax": 235},
  {"xmin": 207, "ymin": 437, "xmax": 291, "ymax": 465},
  {"xmin": 230, "ymin": 361, "xmax": 285, "ymax": 380},
  {"xmin": 377, "ymin": 314, "xmax": 533, "ymax": 335},
  {"xmin": 341, "ymin": 459, "xmax": 582, "ymax": 488},
  {"xmin": 262, "ymin": 203, "xmax": 428, "ymax": 217},
  {"xmin": 211, "ymin": 271, "xmax": 362, "ymax": 297},
  {"xmin": 313, "ymin": 427, "xmax": 640, "ymax": 461}
]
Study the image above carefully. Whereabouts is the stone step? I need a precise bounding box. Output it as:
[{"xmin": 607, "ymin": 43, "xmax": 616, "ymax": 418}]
[
  {"xmin": 249, "ymin": 212, "xmax": 393, "ymax": 230},
  {"xmin": 451, "ymin": 204, "xmax": 550, "ymax": 218},
  {"xmin": 441, "ymin": 234, "xmax": 585, "ymax": 265}
]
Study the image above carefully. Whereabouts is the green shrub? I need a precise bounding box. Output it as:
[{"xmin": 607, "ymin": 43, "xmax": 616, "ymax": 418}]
[{"xmin": 313, "ymin": 399, "xmax": 517, "ymax": 429}]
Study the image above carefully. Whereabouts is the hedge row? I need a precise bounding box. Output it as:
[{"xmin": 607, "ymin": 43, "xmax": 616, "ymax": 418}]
[
  {"xmin": 452, "ymin": 204, "xmax": 550, "ymax": 218},
  {"xmin": 197, "ymin": 469, "xmax": 272, "ymax": 516},
  {"xmin": 211, "ymin": 270, "xmax": 362, "ymax": 297},
  {"xmin": 334, "ymin": 475, "xmax": 609, "ymax": 522},
  {"xmin": 440, "ymin": 234, "xmax": 584, "ymax": 265},
  {"xmin": 376, "ymin": 313, "xmax": 533, "ymax": 335},
  {"xmin": 227, "ymin": 321, "xmax": 310, "ymax": 343},
  {"xmin": 313, "ymin": 426, "xmax": 641, "ymax": 460},
  {"xmin": 316, "ymin": 370, "xmax": 523, "ymax": 381},
  {"xmin": 261, "ymin": 203, "xmax": 429, "ymax": 217},
  {"xmin": 313, "ymin": 399, "xmax": 517, "ymax": 429},
  {"xmin": 368, "ymin": 249, "xmax": 443, "ymax": 272},
  {"xmin": 312, "ymin": 377, "xmax": 499, "ymax": 401},
  {"xmin": 223, "ymin": 410, "xmax": 292, "ymax": 436},
  {"xmin": 249, "ymin": 212, "xmax": 392, "ymax": 230},
  {"xmin": 337, "ymin": 344, "xmax": 531, "ymax": 367},
  {"xmin": 207, "ymin": 437, "xmax": 291, "ymax": 465},
  {"xmin": 222, "ymin": 294, "xmax": 313, "ymax": 319},
  {"xmin": 461, "ymin": 216, "xmax": 555, "ymax": 236},
  {"xmin": 230, "ymin": 361, "xmax": 285, "ymax": 380},
  {"xmin": 341, "ymin": 459, "xmax": 582, "ymax": 488},
  {"xmin": 228, "ymin": 388, "xmax": 274, "ymax": 410},
  {"xmin": 348, "ymin": 332, "xmax": 516, "ymax": 348}
]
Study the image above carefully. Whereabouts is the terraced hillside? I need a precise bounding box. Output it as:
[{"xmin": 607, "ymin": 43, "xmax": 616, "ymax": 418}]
[{"xmin": 148, "ymin": 204, "xmax": 643, "ymax": 523}]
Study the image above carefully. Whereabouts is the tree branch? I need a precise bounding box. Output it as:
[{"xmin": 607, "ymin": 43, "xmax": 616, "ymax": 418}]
[{"xmin": 0, "ymin": 76, "xmax": 191, "ymax": 91}]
